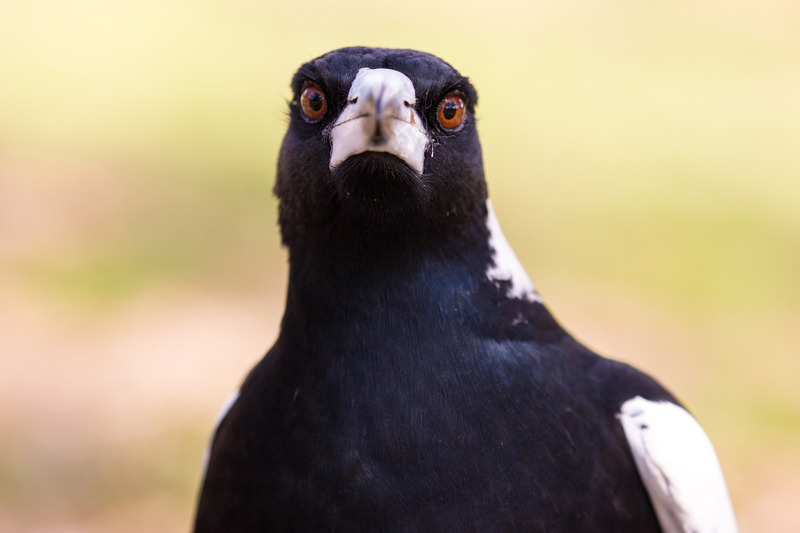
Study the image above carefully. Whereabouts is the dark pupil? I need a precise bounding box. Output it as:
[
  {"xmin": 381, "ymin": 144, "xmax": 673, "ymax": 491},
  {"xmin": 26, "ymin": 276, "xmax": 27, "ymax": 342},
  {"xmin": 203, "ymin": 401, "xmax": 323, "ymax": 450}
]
[
  {"xmin": 308, "ymin": 92, "xmax": 324, "ymax": 112},
  {"xmin": 443, "ymin": 101, "xmax": 458, "ymax": 120}
]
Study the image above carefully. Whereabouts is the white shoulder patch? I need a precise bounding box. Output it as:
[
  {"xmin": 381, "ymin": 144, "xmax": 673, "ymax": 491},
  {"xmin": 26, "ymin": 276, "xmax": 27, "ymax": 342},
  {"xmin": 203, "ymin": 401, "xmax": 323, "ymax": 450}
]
[
  {"xmin": 485, "ymin": 199, "xmax": 542, "ymax": 303},
  {"xmin": 200, "ymin": 389, "xmax": 241, "ymax": 480},
  {"xmin": 618, "ymin": 396, "xmax": 738, "ymax": 533}
]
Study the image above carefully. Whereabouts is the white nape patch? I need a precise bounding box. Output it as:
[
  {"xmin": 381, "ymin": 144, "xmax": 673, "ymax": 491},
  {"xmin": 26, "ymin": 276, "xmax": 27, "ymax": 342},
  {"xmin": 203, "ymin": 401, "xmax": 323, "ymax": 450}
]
[
  {"xmin": 618, "ymin": 397, "xmax": 739, "ymax": 533},
  {"xmin": 485, "ymin": 199, "xmax": 542, "ymax": 303},
  {"xmin": 329, "ymin": 68, "xmax": 428, "ymax": 174},
  {"xmin": 200, "ymin": 389, "xmax": 240, "ymax": 480}
]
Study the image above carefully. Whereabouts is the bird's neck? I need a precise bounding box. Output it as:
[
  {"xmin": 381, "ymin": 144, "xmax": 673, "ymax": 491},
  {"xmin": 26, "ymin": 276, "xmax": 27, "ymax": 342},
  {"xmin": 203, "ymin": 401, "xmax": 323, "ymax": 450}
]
[
  {"xmin": 279, "ymin": 206, "xmax": 493, "ymax": 332},
  {"xmin": 273, "ymin": 201, "xmax": 566, "ymax": 368}
]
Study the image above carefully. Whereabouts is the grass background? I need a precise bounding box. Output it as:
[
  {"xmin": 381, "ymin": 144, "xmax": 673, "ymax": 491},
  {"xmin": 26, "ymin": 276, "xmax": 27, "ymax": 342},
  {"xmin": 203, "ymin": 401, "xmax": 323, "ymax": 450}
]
[{"xmin": 1, "ymin": 0, "xmax": 798, "ymax": 531}]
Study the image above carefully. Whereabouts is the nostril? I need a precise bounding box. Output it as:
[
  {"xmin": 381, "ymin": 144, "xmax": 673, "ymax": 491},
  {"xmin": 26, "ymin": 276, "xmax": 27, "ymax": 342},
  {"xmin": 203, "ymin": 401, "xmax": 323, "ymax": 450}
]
[
  {"xmin": 404, "ymin": 101, "xmax": 413, "ymax": 107},
  {"xmin": 348, "ymin": 97, "xmax": 358, "ymax": 104}
]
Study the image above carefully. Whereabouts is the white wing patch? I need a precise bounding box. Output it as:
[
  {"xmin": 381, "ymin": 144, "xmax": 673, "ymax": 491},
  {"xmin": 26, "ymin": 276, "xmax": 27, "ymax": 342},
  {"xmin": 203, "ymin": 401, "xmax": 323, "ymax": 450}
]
[
  {"xmin": 485, "ymin": 199, "xmax": 542, "ymax": 303},
  {"xmin": 200, "ymin": 389, "xmax": 241, "ymax": 480},
  {"xmin": 619, "ymin": 396, "xmax": 738, "ymax": 533}
]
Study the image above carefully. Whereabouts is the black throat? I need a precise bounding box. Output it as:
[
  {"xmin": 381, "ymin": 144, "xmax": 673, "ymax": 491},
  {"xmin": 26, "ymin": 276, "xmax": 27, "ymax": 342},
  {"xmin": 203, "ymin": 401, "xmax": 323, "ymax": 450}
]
[
  {"xmin": 279, "ymin": 201, "xmax": 494, "ymax": 333},
  {"xmin": 273, "ymin": 193, "xmax": 565, "ymax": 371}
]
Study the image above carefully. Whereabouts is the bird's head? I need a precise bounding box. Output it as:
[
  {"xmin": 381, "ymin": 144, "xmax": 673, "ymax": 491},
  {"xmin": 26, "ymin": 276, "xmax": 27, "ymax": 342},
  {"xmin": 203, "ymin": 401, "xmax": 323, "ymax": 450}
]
[{"xmin": 275, "ymin": 47, "xmax": 486, "ymax": 247}]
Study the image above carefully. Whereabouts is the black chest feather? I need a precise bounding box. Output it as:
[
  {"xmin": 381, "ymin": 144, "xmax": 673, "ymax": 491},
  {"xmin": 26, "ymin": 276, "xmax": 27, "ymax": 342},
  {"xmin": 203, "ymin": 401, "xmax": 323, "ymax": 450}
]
[{"xmin": 195, "ymin": 291, "xmax": 663, "ymax": 533}]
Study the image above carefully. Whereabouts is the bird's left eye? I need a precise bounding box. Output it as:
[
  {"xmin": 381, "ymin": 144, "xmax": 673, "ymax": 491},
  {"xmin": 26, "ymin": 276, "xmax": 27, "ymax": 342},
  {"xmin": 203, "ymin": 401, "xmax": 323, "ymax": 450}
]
[
  {"xmin": 300, "ymin": 84, "xmax": 327, "ymax": 122},
  {"xmin": 437, "ymin": 94, "xmax": 466, "ymax": 130}
]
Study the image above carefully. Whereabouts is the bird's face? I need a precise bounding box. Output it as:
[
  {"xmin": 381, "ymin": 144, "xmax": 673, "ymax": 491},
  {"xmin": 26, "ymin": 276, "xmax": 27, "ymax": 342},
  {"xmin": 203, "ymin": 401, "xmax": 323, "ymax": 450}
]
[{"xmin": 275, "ymin": 48, "xmax": 487, "ymax": 240}]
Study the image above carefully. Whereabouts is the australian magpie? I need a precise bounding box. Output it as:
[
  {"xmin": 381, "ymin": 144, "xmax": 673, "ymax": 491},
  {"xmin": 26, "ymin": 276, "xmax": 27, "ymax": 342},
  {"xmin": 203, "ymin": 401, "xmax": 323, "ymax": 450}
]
[{"xmin": 193, "ymin": 47, "xmax": 738, "ymax": 533}]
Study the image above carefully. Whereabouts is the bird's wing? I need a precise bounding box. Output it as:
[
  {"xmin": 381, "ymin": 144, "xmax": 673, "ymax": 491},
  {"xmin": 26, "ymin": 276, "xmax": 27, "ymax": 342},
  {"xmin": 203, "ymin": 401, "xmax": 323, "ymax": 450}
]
[
  {"xmin": 199, "ymin": 389, "xmax": 240, "ymax": 479},
  {"xmin": 618, "ymin": 396, "xmax": 738, "ymax": 533}
]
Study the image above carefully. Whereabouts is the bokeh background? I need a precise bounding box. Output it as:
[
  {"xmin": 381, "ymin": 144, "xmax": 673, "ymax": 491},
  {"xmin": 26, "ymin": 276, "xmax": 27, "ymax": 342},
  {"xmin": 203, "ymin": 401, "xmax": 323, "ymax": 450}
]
[{"xmin": 1, "ymin": 0, "xmax": 799, "ymax": 531}]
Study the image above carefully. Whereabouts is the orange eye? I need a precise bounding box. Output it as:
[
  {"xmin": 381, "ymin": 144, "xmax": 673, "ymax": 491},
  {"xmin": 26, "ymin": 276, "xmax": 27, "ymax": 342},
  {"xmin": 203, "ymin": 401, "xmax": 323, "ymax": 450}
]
[
  {"xmin": 437, "ymin": 94, "xmax": 466, "ymax": 129},
  {"xmin": 300, "ymin": 84, "xmax": 326, "ymax": 121}
]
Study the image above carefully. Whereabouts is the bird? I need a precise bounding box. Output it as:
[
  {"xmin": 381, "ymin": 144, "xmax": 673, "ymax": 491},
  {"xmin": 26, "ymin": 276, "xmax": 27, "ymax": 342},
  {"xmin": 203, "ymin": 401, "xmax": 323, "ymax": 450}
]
[{"xmin": 193, "ymin": 47, "xmax": 738, "ymax": 533}]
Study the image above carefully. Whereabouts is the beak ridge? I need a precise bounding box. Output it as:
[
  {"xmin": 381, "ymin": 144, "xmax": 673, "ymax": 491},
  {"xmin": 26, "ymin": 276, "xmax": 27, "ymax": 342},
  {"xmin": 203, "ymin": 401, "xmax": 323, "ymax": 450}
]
[{"xmin": 329, "ymin": 68, "xmax": 428, "ymax": 174}]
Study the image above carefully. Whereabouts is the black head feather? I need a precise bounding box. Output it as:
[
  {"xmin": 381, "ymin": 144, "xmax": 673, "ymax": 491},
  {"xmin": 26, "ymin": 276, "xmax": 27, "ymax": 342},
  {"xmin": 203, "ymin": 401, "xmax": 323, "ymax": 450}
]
[{"xmin": 274, "ymin": 47, "xmax": 486, "ymax": 248}]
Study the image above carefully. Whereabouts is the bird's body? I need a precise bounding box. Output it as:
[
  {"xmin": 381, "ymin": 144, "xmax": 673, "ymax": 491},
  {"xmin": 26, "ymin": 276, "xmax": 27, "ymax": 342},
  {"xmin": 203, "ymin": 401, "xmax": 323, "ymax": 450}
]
[{"xmin": 194, "ymin": 47, "xmax": 737, "ymax": 533}]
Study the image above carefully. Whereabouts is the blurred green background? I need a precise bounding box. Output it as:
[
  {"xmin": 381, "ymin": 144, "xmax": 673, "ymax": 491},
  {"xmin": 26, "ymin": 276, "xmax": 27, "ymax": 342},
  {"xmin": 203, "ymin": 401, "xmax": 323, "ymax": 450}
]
[{"xmin": 1, "ymin": 0, "xmax": 798, "ymax": 531}]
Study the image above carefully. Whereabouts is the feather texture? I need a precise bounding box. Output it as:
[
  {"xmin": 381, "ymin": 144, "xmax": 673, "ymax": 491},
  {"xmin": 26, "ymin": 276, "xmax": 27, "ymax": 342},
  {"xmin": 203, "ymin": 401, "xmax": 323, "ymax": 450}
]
[{"xmin": 619, "ymin": 396, "xmax": 738, "ymax": 533}]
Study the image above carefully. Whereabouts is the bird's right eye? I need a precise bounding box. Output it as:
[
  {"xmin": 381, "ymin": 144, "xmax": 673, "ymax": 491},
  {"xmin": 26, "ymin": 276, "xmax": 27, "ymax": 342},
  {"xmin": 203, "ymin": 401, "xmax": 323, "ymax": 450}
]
[{"xmin": 300, "ymin": 84, "xmax": 327, "ymax": 122}]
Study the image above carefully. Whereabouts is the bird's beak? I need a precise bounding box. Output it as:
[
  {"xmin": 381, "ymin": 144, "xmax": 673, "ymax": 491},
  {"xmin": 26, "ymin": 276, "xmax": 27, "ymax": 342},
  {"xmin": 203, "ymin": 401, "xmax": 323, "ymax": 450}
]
[{"xmin": 329, "ymin": 68, "xmax": 428, "ymax": 174}]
